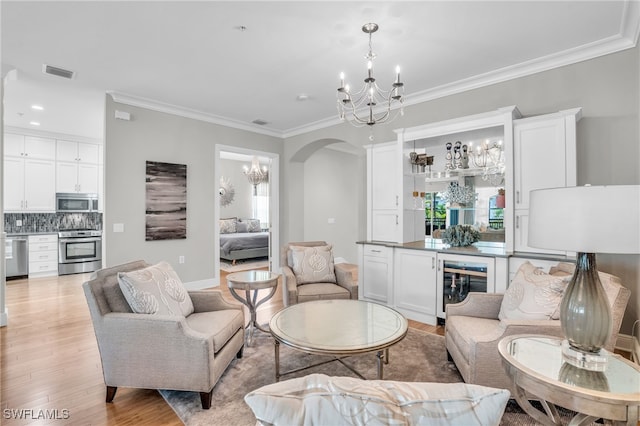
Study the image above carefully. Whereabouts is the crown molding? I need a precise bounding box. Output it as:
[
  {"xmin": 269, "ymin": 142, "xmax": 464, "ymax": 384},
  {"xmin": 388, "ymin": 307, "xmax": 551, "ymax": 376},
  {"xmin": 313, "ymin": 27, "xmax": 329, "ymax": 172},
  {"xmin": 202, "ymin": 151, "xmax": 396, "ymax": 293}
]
[
  {"xmin": 406, "ymin": 32, "xmax": 636, "ymax": 110},
  {"xmin": 4, "ymin": 125, "xmax": 102, "ymax": 145},
  {"xmin": 107, "ymin": 91, "xmax": 284, "ymax": 138},
  {"xmin": 107, "ymin": 12, "xmax": 639, "ymax": 141}
]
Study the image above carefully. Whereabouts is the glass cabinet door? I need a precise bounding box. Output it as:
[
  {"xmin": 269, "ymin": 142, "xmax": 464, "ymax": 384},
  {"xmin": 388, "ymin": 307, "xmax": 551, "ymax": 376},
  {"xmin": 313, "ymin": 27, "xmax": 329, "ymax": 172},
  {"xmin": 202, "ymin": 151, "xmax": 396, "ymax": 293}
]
[{"xmin": 436, "ymin": 253, "xmax": 495, "ymax": 320}]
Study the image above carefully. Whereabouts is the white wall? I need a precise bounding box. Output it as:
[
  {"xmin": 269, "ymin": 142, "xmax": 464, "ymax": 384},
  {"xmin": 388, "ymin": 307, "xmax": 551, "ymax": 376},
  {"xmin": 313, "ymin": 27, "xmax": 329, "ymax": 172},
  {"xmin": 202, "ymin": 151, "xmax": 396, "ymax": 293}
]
[
  {"xmin": 303, "ymin": 147, "xmax": 361, "ymax": 263},
  {"xmin": 219, "ymin": 158, "xmax": 253, "ymax": 220},
  {"xmin": 103, "ymin": 95, "xmax": 282, "ymax": 282}
]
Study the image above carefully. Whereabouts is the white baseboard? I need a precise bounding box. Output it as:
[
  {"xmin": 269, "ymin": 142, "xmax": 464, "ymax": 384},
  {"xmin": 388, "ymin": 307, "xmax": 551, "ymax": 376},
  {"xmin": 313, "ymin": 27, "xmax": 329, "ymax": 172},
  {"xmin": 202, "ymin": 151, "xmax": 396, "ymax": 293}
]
[{"xmin": 184, "ymin": 278, "xmax": 218, "ymax": 291}]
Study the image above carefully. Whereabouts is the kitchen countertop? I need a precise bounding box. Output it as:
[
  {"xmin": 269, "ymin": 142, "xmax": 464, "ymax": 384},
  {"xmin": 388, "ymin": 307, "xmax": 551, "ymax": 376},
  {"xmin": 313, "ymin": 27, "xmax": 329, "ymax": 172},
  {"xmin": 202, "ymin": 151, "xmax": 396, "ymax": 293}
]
[{"xmin": 357, "ymin": 240, "xmax": 575, "ymax": 262}]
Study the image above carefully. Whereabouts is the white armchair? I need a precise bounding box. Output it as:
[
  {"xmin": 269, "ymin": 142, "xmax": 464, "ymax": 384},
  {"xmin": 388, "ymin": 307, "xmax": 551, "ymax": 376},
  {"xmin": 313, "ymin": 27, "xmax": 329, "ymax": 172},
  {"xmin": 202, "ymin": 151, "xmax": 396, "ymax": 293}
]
[
  {"xmin": 83, "ymin": 260, "xmax": 245, "ymax": 409},
  {"xmin": 445, "ymin": 270, "xmax": 630, "ymax": 394}
]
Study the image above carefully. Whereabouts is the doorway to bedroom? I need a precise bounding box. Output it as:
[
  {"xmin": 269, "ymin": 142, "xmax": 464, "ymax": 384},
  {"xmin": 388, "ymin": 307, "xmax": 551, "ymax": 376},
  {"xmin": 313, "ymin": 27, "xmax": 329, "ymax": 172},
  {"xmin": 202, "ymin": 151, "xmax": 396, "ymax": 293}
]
[{"xmin": 214, "ymin": 146, "xmax": 279, "ymax": 282}]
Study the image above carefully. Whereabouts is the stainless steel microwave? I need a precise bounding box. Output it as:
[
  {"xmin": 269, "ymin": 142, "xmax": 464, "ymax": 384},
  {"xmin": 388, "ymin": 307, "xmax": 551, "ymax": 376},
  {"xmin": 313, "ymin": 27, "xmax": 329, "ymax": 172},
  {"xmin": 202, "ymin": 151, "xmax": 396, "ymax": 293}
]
[{"xmin": 56, "ymin": 193, "xmax": 99, "ymax": 213}]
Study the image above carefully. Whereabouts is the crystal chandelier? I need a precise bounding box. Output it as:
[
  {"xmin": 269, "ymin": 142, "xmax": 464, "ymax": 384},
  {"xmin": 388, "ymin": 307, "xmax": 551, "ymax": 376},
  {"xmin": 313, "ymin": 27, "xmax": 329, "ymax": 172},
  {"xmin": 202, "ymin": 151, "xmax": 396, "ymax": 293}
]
[
  {"xmin": 468, "ymin": 139, "xmax": 505, "ymax": 185},
  {"xmin": 440, "ymin": 181, "xmax": 476, "ymax": 205},
  {"xmin": 243, "ymin": 157, "xmax": 268, "ymax": 195},
  {"xmin": 337, "ymin": 23, "xmax": 405, "ymax": 127}
]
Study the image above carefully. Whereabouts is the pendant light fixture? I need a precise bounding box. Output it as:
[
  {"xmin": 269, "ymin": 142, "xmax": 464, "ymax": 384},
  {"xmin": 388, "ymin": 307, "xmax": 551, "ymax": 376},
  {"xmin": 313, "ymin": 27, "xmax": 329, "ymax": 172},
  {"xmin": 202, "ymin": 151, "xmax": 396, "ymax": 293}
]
[{"xmin": 337, "ymin": 23, "xmax": 405, "ymax": 127}]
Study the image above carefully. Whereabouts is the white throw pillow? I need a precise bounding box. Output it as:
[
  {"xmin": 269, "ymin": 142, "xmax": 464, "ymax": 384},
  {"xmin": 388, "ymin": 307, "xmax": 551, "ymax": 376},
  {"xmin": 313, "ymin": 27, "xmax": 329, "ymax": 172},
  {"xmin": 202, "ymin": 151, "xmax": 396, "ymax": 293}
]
[
  {"xmin": 290, "ymin": 245, "xmax": 336, "ymax": 284},
  {"xmin": 117, "ymin": 261, "xmax": 194, "ymax": 316},
  {"xmin": 244, "ymin": 373, "xmax": 510, "ymax": 426},
  {"xmin": 220, "ymin": 218, "xmax": 237, "ymax": 234},
  {"xmin": 499, "ymin": 261, "xmax": 568, "ymax": 321}
]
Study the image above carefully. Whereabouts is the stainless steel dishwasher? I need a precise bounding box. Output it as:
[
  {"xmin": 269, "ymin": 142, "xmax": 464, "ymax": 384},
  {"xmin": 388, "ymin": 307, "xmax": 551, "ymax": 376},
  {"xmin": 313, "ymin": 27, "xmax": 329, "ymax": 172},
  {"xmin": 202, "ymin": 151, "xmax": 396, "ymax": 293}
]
[{"xmin": 6, "ymin": 235, "xmax": 28, "ymax": 279}]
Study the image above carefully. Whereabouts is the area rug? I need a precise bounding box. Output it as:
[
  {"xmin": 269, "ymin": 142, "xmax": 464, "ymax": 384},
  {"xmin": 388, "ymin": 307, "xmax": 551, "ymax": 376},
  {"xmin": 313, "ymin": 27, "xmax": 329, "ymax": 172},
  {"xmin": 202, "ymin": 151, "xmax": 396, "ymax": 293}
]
[
  {"xmin": 160, "ymin": 329, "xmax": 592, "ymax": 425},
  {"xmin": 220, "ymin": 258, "xmax": 269, "ymax": 273}
]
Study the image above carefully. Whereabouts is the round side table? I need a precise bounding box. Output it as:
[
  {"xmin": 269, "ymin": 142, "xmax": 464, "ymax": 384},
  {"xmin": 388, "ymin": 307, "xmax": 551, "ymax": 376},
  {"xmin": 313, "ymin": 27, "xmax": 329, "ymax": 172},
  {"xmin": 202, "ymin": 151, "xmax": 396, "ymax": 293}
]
[{"xmin": 226, "ymin": 270, "xmax": 279, "ymax": 346}]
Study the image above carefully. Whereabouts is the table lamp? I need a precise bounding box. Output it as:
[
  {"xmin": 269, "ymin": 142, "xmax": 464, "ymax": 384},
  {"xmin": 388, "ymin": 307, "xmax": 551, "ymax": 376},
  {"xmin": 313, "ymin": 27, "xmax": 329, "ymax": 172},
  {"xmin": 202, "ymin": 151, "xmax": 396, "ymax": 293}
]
[{"xmin": 528, "ymin": 185, "xmax": 640, "ymax": 368}]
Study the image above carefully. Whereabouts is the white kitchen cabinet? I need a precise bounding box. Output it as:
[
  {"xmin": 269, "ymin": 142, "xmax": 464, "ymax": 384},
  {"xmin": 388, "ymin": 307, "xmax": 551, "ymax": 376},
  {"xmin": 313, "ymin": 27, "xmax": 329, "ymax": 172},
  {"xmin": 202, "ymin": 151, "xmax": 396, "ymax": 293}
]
[
  {"xmin": 56, "ymin": 140, "xmax": 100, "ymax": 164},
  {"xmin": 359, "ymin": 244, "xmax": 393, "ymax": 304},
  {"xmin": 394, "ymin": 249, "xmax": 438, "ymax": 324},
  {"xmin": 366, "ymin": 142, "xmax": 401, "ymax": 242},
  {"xmin": 56, "ymin": 161, "xmax": 99, "ymax": 194},
  {"xmin": 56, "ymin": 140, "xmax": 100, "ymax": 193},
  {"xmin": 513, "ymin": 109, "xmax": 580, "ymax": 254},
  {"xmin": 4, "ymin": 157, "xmax": 56, "ymax": 212},
  {"xmin": 5, "ymin": 134, "xmax": 56, "ymax": 159},
  {"xmin": 28, "ymin": 234, "xmax": 59, "ymax": 277}
]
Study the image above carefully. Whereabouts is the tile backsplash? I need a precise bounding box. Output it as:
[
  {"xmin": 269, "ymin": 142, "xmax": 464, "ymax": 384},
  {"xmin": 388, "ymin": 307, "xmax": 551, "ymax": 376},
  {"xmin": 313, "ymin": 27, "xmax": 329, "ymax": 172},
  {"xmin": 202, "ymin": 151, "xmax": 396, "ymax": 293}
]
[{"xmin": 4, "ymin": 212, "xmax": 103, "ymax": 234}]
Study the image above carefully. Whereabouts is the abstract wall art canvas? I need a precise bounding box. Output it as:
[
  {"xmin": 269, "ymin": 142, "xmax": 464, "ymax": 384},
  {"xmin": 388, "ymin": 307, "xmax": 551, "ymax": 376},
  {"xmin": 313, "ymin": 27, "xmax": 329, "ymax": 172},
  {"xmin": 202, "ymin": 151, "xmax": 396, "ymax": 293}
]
[{"xmin": 145, "ymin": 161, "xmax": 187, "ymax": 241}]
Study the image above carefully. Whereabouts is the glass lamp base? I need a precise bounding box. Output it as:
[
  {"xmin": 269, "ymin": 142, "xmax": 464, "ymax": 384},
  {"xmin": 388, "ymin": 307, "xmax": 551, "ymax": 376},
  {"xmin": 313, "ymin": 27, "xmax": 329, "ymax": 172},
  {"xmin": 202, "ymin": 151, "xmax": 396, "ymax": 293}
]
[{"xmin": 562, "ymin": 340, "xmax": 608, "ymax": 371}]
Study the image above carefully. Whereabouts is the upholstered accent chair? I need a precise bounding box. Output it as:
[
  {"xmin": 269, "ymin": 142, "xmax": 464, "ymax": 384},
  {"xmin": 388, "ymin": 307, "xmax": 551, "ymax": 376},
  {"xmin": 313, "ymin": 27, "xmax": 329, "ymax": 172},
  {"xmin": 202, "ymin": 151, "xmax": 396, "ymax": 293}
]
[
  {"xmin": 445, "ymin": 266, "xmax": 630, "ymax": 394},
  {"xmin": 281, "ymin": 241, "xmax": 358, "ymax": 306},
  {"xmin": 83, "ymin": 260, "xmax": 245, "ymax": 409}
]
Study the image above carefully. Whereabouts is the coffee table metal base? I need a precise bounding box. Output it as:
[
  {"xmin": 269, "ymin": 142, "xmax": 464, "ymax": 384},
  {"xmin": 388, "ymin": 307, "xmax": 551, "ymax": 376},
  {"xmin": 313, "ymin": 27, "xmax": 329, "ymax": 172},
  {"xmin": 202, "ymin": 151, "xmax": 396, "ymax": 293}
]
[{"xmin": 274, "ymin": 341, "xmax": 390, "ymax": 382}]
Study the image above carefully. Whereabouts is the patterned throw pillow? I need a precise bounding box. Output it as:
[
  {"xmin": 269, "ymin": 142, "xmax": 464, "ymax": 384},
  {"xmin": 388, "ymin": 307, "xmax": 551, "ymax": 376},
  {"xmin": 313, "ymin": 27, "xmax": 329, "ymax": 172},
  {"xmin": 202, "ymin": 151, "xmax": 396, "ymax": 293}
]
[
  {"xmin": 246, "ymin": 219, "xmax": 261, "ymax": 232},
  {"xmin": 117, "ymin": 261, "xmax": 194, "ymax": 316},
  {"xmin": 220, "ymin": 218, "xmax": 237, "ymax": 234},
  {"xmin": 245, "ymin": 373, "xmax": 510, "ymax": 426},
  {"xmin": 289, "ymin": 245, "xmax": 336, "ymax": 284},
  {"xmin": 499, "ymin": 261, "xmax": 568, "ymax": 321}
]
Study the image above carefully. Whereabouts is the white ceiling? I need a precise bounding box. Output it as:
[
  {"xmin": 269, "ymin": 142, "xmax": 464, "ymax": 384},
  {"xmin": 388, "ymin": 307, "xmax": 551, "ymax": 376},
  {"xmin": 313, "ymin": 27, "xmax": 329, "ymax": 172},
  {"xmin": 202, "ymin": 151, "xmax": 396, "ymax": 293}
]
[{"xmin": 2, "ymin": 1, "xmax": 639, "ymax": 140}]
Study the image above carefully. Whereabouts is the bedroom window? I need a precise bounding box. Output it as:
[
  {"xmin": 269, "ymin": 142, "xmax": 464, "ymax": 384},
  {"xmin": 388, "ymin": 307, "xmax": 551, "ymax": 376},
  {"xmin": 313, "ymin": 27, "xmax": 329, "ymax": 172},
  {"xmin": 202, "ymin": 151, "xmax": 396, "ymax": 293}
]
[{"xmin": 252, "ymin": 181, "xmax": 269, "ymax": 230}]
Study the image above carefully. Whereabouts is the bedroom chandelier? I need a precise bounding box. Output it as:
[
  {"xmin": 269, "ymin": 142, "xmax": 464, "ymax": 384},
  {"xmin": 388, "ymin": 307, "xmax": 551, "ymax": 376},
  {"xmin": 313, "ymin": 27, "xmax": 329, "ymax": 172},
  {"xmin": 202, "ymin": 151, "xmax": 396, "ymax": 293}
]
[
  {"xmin": 337, "ymin": 23, "xmax": 405, "ymax": 127},
  {"xmin": 243, "ymin": 156, "xmax": 268, "ymax": 195}
]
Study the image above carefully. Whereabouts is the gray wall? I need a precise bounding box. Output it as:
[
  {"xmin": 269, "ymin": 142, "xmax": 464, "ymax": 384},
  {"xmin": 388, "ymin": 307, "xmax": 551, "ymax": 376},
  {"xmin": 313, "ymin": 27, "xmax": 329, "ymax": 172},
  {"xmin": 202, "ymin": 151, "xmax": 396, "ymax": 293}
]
[
  {"xmin": 219, "ymin": 158, "xmax": 253, "ymax": 220},
  {"xmin": 284, "ymin": 45, "xmax": 639, "ymax": 334},
  {"xmin": 303, "ymin": 147, "xmax": 361, "ymax": 263},
  {"xmin": 103, "ymin": 95, "xmax": 282, "ymax": 282}
]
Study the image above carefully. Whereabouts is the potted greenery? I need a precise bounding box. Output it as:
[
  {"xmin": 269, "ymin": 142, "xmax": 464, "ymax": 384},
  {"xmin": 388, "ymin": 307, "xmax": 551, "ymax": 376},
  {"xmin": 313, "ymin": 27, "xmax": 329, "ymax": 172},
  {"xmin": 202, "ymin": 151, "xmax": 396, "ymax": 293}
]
[{"xmin": 442, "ymin": 225, "xmax": 481, "ymax": 247}]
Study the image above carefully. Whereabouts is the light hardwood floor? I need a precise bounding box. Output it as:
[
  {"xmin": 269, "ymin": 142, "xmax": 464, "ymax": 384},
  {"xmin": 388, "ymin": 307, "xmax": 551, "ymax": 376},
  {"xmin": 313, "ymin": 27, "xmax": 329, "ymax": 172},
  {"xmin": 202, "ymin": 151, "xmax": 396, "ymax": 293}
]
[{"xmin": 1, "ymin": 270, "xmax": 442, "ymax": 425}]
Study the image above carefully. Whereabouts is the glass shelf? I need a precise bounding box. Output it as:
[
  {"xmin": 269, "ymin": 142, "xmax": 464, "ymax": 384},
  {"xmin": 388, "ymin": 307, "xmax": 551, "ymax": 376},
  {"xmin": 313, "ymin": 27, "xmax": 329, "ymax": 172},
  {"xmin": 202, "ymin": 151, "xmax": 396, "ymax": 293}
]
[{"xmin": 405, "ymin": 167, "xmax": 495, "ymax": 181}]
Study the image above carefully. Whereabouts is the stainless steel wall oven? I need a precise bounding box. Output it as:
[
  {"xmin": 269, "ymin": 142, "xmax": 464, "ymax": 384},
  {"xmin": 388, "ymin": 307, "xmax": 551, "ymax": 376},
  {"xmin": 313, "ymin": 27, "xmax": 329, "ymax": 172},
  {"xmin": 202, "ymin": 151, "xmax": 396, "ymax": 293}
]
[{"xmin": 58, "ymin": 230, "xmax": 102, "ymax": 275}]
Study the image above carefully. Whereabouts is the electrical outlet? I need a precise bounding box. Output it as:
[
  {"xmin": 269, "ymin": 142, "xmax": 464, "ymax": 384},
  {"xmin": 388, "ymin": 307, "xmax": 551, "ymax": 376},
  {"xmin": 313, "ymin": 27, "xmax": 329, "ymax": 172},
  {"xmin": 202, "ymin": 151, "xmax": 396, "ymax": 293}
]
[
  {"xmin": 179, "ymin": 255, "xmax": 185, "ymax": 264},
  {"xmin": 16, "ymin": 219, "xmax": 22, "ymax": 227}
]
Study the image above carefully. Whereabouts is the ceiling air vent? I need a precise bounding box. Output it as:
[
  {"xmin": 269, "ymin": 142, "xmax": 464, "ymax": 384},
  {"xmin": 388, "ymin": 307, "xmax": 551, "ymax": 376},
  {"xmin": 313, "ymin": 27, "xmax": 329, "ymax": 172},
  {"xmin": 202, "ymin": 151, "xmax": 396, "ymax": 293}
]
[
  {"xmin": 42, "ymin": 64, "xmax": 75, "ymax": 79},
  {"xmin": 252, "ymin": 119, "xmax": 269, "ymax": 126}
]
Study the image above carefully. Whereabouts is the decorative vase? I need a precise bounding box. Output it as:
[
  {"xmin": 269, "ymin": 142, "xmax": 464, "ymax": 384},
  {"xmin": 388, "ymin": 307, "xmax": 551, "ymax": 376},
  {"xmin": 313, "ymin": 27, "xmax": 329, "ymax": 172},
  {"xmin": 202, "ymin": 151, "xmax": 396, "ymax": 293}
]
[
  {"xmin": 496, "ymin": 189, "xmax": 505, "ymax": 208},
  {"xmin": 560, "ymin": 252, "xmax": 612, "ymax": 354}
]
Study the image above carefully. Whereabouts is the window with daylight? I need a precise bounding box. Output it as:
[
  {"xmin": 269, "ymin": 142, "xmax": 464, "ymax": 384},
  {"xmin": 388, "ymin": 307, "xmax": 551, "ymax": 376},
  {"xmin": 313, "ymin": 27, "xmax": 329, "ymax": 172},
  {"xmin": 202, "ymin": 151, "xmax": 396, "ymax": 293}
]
[{"xmin": 252, "ymin": 182, "xmax": 269, "ymax": 230}]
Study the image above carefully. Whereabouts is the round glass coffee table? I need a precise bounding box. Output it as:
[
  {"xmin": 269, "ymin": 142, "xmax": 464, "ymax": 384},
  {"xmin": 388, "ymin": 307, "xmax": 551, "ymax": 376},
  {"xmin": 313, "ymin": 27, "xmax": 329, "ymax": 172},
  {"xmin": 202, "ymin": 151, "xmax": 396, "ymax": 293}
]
[
  {"xmin": 226, "ymin": 270, "xmax": 279, "ymax": 346},
  {"xmin": 269, "ymin": 299, "xmax": 408, "ymax": 381},
  {"xmin": 499, "ymin": 334, "xmax": 640, "ymax": 426}
]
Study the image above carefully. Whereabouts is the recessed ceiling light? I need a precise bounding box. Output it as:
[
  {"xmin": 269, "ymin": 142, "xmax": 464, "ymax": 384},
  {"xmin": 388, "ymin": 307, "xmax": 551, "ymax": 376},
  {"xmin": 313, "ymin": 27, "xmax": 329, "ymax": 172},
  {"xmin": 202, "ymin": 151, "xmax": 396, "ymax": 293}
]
[
  {"xmin": 29, "ymin": 121, "xmax": 40, "ymax": 126},
  {"xmin": 31, "ymin": 105, "xmax": 44, "ymax": 111},
  {"xmin": 296, "ymin": 94, "xmax": 309, "ymax": 101}
]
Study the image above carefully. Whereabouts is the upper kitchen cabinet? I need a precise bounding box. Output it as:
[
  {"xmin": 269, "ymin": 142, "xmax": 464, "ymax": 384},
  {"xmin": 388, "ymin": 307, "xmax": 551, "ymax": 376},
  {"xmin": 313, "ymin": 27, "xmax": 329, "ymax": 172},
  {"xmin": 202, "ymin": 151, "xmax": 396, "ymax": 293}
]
[
  {"xmin": 56, "ymin": 140, "xmax": 100, "ymax": 194},
  {"xmin": 366, "ymin": 141, "xmax": 403, "ymax": 242},
  {"xmin": 513, "ymin": 108, "xmax": 581, "ymax": 254},
  {"xmin": 5, "ymin": 134, "xmax": 56, "ymax": 160},
  {"xmin": 395, "ymin": 106, "xmax": 521, "ymax": 250},
  {"xmin": 4, "ymin": 134, "xmax": 56, "ymax": 212}
]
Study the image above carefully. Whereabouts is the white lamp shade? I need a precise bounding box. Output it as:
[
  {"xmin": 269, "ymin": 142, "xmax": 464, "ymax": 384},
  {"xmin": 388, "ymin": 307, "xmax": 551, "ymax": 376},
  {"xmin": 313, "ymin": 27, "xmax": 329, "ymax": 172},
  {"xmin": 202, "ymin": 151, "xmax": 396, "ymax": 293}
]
[{"xmin": 528, "ymin": 185, "xmax": 640, "ymax": 254}]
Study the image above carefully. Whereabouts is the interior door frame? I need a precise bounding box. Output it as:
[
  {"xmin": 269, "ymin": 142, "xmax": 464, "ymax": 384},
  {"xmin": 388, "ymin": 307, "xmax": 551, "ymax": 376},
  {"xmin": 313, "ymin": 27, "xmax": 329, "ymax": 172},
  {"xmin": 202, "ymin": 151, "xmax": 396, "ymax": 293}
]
[{"xmin": 214, "ymin": 144, "xmax": 280, "ymax": 284}]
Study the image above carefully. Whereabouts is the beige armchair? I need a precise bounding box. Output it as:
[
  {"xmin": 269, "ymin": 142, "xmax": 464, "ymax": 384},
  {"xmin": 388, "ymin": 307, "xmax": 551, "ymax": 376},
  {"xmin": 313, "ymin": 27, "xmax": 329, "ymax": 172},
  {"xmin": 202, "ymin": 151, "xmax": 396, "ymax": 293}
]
[
  {"xmin": 281, "ymin": 241, "xmax": 358, "ymax": 306},
  {"xmin": 83, "ymin": 260, "xmax": 245, "ymax": 409},
  {"xmin": 445, "ymin": 271, "xmax": 630, "ymax": 394}
]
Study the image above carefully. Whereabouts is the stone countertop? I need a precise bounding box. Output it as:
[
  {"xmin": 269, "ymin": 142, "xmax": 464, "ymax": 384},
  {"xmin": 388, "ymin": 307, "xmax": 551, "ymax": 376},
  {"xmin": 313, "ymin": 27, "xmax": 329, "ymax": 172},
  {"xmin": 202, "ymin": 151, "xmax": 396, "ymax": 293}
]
[
  {"xmin": 357, "ymin": 240, "xmax": 575, "ymax": 262},
  {"xmin": 357, "ymin": 239, "xmax": 510, "ymax": 258},
  {"xmin": 6, "ymin": 231, "xmax": 60, "ymax": 237}
]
